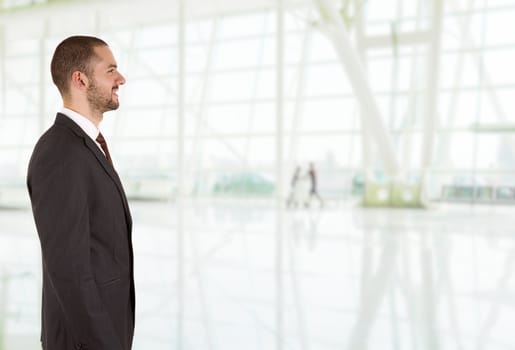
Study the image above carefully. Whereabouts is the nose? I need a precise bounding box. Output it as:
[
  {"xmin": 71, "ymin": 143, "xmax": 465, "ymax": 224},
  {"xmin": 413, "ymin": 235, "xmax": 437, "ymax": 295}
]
[{"xmin": 117, "ymin": 72, "xmax": 126, "ymax": 85}]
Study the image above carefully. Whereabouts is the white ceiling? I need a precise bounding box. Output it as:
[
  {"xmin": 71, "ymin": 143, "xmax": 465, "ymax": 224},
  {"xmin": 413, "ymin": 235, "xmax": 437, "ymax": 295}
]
[
  {"xmin": 0, "ymin": 0, "xmax": 309, "ymax": 31},
  {"xmin": 0, "ymin": 0, "xmax": 312, "ymax": 40}
]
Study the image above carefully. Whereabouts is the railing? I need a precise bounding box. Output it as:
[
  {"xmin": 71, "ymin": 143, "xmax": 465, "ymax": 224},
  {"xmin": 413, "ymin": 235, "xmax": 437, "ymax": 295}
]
[{"xmin": 441, "ymin": 185, "xmax": 515, "ymax": 203}]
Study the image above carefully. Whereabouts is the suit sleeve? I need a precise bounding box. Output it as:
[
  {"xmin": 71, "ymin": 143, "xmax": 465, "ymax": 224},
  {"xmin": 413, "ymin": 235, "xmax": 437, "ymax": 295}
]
[{"xmin": 28, "ymin": 155, "xmax": 123, "ymax": 350}]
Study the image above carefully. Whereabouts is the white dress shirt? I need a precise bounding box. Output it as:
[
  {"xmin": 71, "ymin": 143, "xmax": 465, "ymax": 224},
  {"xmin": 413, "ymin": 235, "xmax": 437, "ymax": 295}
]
[{"xmin": 60, "ymin": 107, "xmax": 106, "ymax": 156}]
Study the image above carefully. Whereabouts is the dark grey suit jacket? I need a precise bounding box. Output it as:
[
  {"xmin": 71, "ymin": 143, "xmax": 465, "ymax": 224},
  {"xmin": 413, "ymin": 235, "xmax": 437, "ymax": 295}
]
[{"xmin": 27, "ymin": 113, "xmax": 135, "ymax": 350}]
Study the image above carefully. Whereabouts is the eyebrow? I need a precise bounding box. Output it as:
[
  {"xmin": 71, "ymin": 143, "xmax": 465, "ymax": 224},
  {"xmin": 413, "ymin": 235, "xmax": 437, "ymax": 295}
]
[{"xmin": 107, "ymin": 64, "xmax": 118, "ymax": 69}]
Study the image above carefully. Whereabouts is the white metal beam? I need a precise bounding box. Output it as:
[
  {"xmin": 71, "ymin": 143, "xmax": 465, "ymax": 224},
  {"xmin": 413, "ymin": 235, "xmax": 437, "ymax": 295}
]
[
  {"xmin": 0, "ymin": 24, "xmax": 5, "ymax": 120},
  {"xmin": 420, "ymin": 0, "xmax": 443, "ymax": 203},
  {"xmin": 362, "ymin": 30, "xmax": 432, "ymax": 49},
  {"xmin": 287, "ymin": 23, "xmax": 311, "ymax": 173},
  {"xmin": 176, "ymin": 1, "xmax": 185, "ymax": 350},
  {"xmin": 435, "ymin": 0, "xmax": 476, "ymax": 169},
  {"xmin": 399, "ymin": 0, "xmax": 424, "ymax": 173},
  {"xmin": 422, "ymin": 0, "xmax": 444, "ymax": 162},
  {"xmin": 275, "ymin": 1, "xmax": 285, "ymax": 349},
  {"xmin": 38, "ymin": 20, "xmax": 48, "ymax": 134},
  {"xmin": 354, "ymin": 0, "xmax": 373, "ymax": 179},
  {"xmin": 186, "ymin": 19, "xmax": 219, "ymax": 194},
  {"xmin": 315, "ymin": 0, "xmax": 401, "ymax": 177}
]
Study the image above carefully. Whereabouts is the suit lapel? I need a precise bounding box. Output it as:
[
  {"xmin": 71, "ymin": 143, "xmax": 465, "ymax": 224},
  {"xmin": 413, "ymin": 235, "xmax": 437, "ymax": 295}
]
[
  {"xmin": 55, "ymin": 114, "xmax": 133, "ymax": 231},
  {"xmin": 83, "ymin": 137, "xmax": 132, "ymax": 227}
]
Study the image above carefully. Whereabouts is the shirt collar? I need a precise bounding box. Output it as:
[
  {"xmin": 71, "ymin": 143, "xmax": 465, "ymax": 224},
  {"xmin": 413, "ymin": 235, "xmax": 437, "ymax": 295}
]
[{"xmin": 60, "ymin": 107, "xmax": 100, "ymax": 142}]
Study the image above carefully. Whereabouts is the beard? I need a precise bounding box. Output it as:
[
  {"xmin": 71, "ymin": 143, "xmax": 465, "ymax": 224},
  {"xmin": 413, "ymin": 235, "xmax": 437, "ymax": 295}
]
[{"xmin": 87, "ymin": 80, "xmax": 119, "ymax": 113}]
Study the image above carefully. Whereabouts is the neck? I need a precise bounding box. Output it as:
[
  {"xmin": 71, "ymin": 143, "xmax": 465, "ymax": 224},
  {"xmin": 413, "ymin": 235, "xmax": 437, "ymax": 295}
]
[{"xmin": 63, "ymin": 102, "xmax": 103, "ymax": 128}]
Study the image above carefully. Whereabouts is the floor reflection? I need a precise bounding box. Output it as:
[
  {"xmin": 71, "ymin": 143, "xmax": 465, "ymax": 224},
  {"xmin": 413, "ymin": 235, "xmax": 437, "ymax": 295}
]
[{"xmin": 1, "ymin": 201, "xmax": 515, "ymax": 349}]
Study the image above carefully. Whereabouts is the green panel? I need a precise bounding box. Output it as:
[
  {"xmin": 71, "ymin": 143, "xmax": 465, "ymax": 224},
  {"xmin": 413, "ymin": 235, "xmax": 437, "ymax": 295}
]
[
  {"xmin": 390, "ymin": 183, "xmax": 423, "ymax": 207},
  {"xmin": 363, "ymin": 182, "xmax": 392, "ymax": 207},
  {"xmin": 363, "ymin": 181, "xmax": 425, "ymax": 208}
]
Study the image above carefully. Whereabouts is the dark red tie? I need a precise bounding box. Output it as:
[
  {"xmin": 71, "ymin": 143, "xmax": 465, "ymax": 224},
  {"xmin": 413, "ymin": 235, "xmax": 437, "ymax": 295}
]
[{"xmin": 96, "ymin": 132, "xmax": 113, "ymax": 165}]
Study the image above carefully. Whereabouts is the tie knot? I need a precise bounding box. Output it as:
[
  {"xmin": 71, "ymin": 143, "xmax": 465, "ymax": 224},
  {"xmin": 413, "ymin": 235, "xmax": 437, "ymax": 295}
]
[{"xmin": 96, "ymin": 132, "xmax": 106, "ymax": 144}]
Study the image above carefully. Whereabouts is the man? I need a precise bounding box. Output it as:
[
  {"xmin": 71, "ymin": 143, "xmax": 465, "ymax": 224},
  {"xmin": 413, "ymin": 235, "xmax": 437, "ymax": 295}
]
[
  {"xmin": 27, "ymin": 36, "xmax": 135, "ymax": 350},
  {"xmin": 307, "ymin": 162, "xmax": 323, "ymax": 208}
]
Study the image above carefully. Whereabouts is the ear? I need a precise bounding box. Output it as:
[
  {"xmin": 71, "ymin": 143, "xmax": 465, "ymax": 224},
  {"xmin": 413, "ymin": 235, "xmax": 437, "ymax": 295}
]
[{"xmin": 70, "ymin": 71, "xmax": 89, "ymax": 91}]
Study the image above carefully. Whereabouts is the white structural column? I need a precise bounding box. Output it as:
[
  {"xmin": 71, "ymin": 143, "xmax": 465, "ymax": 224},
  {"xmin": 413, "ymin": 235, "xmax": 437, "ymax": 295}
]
[
  {"xmin": 287, "ymin": 24, "xmax": 311, "ymax": 171},
  {"xmin": 315, "ymin": 0, "xmax": 401, "ymax": 177},
  {"xmin": 245, "ymin": 15, "xmax": 268, "ymax": 161},
  {"xmin": 420, "ymin": 0, "xmax": 443, "ymax": 199},
  {"xmin": 275, "ymin": 0, "xmax": 285, "ymax": 349},
  {"xmin": 38, "ymin": 21, "xmax": 48, "ymax": 133},
  {"xmin": 436, "ymin": 0, "xmax": 474, "ymax": 168},
  {"xmin": 0, "ymin": 272, "xmax": 5, "ymax": 350},
  {"xmin": 401, "ymin": 1, "xmax": 423, "ymax": 171},
  {"xmin": 176, "ymin": 0, "xmax": 186, "ymax": 348},
  {"xmin": 0, "ymin": 24, "xmax": 5, "ymax": 119},
  {"xmin": 182, "ymin": 19, "xmax": 219, "ymax": 342},
  {"xmin": 186, "ymin": 18, "xmax": 218, "ymax": 194},
  {"xmin": 111, "ymin": 27, "xmax": 136, "ymax": 148},
  {"xmin": 354, "ymin": 0, "xmax": 373, "ymax": 179}
]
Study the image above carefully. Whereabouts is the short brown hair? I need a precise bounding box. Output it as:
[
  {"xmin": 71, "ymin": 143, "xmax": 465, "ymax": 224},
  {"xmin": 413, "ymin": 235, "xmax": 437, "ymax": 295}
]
[{"xmin": 50, "ymin": 35, "xmax": 108, "ymax": 96}]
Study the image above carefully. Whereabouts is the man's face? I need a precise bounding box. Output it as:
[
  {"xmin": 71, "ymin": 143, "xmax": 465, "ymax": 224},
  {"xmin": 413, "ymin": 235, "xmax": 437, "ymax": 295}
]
[{"xmin": 86, "ymin": 45, "xmax": 126, "ymax": 113}]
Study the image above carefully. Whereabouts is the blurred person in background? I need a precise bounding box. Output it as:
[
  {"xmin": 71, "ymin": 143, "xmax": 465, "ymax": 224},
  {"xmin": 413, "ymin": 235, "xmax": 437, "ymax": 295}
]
[
  {"xmin": 306, "ymin": 162, "xmax": 324, "ymax": 208},
  {"xmin": 286, "ymin": 165, "xmax": 302, "ymax": 208}
]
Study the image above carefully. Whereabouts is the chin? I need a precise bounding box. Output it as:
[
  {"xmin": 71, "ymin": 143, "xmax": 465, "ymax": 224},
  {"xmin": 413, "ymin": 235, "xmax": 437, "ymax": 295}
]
[{"xmin": 109, "ymin": 100, "xmax": 120, "ymax": 110}]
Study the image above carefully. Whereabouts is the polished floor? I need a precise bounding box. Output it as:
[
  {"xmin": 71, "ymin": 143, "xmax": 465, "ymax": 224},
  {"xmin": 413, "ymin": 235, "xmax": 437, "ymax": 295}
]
[{"xmin": 1, "ymin": 199, "xmax": 515, "ymax": 349}]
